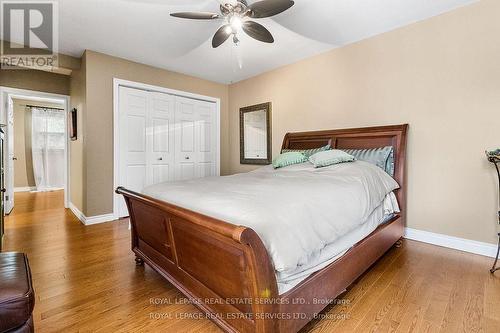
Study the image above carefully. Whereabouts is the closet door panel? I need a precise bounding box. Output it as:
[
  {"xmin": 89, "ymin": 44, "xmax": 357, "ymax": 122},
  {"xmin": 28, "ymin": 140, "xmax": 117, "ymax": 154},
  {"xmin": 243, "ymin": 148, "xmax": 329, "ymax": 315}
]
[
  {"xmin": 180, "ymin": 121, "xmax": 195, "ymax": 152},
  {"xmin": 126, "ymin": 94, "xmax": 148, "ymax": 116},
  {"xmin": 152, "ymin": 119, "xmax": 169, "ymax": 152},
  {"xmin": 148, "ymin": 92, "xmax": 175, "ymax": 186},
  {"xmin": 118, "ymin": 87, "xmax": 149, "ymax": 217},
  {"xmin": 120, "ymin": 89, "xmax": 148, "ymax": 190},
  {"xmin": 127, "ymin": 165, "xmax": 146, "ymax": 191},
  {"xmin": 177, "ymin": 99, "xmax": 195, "ymax": 114},
  {"xmin": 195, "ymin": 101, "xmax": 217, "ymax": 178},
  {"xmin": 127, "ymin": 117, "xmax": 147, "ymax": 153},
  {"xmin": 199, "ymin": 120, "xmax": 211, "ymax": 152},
  {"xmin": 152, "ymin": 165, "xmax": 170, "ymax": 184},
  {"xmin": 175, "ymin": 97, "xmax": 198, "ymax": 180},
  {"xmin": 198, "ymin": 162, "xmax": 213, "ymax": 178},
  {"xmin": 180, "ymin": 163, "xmax": 196, "ymax": 180}
]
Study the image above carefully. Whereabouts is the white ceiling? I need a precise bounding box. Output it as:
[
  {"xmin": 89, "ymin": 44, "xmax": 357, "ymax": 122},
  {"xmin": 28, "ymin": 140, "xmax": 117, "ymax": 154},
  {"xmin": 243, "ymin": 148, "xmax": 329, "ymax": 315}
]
[{"xmin": 56, "ymin": 0, "xmax": 476, "ymax": 84}]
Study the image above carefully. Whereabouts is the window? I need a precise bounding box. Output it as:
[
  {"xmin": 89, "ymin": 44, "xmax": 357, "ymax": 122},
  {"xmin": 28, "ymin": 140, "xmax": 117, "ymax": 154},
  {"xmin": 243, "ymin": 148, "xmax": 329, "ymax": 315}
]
[{"xmin": 31, "ymin": 108, "xmax": 65, "ymax": 151}]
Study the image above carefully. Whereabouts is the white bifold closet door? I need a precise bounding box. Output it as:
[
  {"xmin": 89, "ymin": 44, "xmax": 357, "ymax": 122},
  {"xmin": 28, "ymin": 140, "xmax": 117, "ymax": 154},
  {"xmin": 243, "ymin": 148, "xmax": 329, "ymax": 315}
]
[
  {"xmin": 174, "ymin": 96, "xmax": 217, "ymax": 180},
  {"xmin": 117, "ymin": 87, "xmax": 217, "ymax": 217}
]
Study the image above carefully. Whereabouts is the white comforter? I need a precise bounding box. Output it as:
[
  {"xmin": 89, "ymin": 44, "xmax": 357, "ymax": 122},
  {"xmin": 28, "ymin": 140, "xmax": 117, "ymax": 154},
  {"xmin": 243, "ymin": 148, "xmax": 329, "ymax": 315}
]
[{"xmin": 142, "ymin": 161, "xmax": 399, "ymax": 274}]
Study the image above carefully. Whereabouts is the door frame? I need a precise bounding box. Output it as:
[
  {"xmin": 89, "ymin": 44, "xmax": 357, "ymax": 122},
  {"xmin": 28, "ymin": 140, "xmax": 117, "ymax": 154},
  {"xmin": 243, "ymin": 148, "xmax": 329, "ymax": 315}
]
[
  {"xmin": 0, "ymin": 86, "xmax": 71, "ymax": 210},
  {"xmin": 112, "ymin": 78, "xmax": 221, "ymax": 219}
]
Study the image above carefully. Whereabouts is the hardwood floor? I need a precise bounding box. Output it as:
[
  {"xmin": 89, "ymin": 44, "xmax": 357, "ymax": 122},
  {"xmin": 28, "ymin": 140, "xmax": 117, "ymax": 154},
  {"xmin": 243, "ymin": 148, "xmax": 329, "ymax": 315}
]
[{"xmin": 3, "ymin": 191, "xmax": 500, "ymax": 332}]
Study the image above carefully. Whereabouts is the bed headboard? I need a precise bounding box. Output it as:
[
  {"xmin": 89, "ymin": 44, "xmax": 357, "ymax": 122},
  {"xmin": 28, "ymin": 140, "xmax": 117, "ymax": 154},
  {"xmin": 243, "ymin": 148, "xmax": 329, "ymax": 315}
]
[{"xmin": 282, "ymin": 124, "xmax": 409, "ymax": 221}]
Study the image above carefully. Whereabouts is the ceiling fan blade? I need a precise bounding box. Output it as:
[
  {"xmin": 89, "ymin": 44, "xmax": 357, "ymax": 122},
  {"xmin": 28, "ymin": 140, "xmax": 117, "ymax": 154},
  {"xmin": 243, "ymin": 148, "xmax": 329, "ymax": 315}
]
[
  {"xmin": 212, "ymin": 24, "xmax": 231, "ymax": 48},
  {"xmin": 242, "ymin": 21, "xmax": 274, "ymax": 43},
  {"xmin": 170, "ymin": 12, "xmax": 221, "ymax": 20},
  {"xmin": 247, "ymin": 0, "xmax": 294, "ymax": 18}
]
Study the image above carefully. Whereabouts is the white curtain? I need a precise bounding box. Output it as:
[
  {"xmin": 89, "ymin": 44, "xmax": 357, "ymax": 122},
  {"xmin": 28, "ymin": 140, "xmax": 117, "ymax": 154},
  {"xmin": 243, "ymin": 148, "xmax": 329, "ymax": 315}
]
[{"xmin": 31, "ymin": 107, "xmax": 65, "ymax": 192}]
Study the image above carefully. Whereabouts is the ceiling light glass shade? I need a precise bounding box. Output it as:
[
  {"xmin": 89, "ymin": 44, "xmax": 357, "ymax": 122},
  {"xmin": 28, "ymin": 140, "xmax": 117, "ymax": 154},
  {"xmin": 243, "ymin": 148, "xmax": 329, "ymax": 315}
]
[{"xmin": 230, "ymin": 16, "xmax": 243, "ymax": 32}]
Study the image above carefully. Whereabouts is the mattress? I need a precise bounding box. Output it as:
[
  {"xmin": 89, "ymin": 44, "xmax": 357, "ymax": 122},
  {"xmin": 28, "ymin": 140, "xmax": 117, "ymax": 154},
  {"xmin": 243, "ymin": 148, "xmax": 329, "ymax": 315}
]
[
  {"xmin": 143, "ymin": 161, "xmax": 400, "ymax": 277},
  {"xmin": 277, "ymin": 192, "xmax": 399, "ymax": 294}
]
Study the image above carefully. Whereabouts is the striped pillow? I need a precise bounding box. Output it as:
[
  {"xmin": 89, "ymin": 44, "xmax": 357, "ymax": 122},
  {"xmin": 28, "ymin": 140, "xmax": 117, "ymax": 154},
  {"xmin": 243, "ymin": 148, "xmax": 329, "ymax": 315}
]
[
  {"xmin": 342, "ymin": 146, "xmax": 395, "ymax": 176},
  {"xmin": 281, "ymin": 145, "xmax": 331, "ymax": 158},
  {"xmin": 272, "ymin": 152, "xmax": 308, "ymax": 169}
]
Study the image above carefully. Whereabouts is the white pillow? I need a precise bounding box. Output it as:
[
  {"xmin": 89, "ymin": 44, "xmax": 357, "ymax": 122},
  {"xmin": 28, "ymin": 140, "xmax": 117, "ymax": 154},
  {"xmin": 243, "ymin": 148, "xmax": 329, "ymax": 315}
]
[{"xmin": 309, "ymin": 149, "xmax": 355, "ymax": 168}]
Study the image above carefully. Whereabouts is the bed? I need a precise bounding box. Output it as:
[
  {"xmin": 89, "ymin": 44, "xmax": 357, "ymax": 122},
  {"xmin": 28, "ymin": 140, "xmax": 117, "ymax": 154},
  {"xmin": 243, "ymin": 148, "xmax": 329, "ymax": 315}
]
[{"xmin": 116, "ymin": 124, "xmax": 408, "ymax": 333}]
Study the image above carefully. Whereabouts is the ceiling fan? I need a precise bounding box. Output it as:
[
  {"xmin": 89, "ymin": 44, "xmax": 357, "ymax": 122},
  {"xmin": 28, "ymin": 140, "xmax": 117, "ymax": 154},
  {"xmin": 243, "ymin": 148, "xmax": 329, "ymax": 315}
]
[{"xmin": 170, "ymin": 0, "xmax": 295, "ymax": 48}]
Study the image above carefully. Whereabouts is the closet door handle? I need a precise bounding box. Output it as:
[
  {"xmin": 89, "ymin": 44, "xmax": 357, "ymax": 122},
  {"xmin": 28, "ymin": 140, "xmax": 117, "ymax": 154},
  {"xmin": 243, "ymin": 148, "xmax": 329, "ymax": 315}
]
[
  {"xmin": 158, "ymin": 157, "xmax": 163, "ymax": 161},
  {"xmin": 185, "ymin": 156, "xmax": 190, "ymax": 160}
]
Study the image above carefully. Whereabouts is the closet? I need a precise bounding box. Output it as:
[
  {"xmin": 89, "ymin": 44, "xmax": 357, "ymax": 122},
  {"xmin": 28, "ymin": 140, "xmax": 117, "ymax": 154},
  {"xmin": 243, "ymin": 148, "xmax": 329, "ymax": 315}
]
[{"xmin": 116, "ymin": 86, "xmax": 218, "ymax": 218}]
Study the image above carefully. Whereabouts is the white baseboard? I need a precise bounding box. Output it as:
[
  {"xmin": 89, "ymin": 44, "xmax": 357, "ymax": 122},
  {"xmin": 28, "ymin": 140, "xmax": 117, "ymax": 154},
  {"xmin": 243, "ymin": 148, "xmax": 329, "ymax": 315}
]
[
  {"xmin": 405, "ymin": 227, "xmax": 498, "ymax": 258},
  {"xmin": 68, "ymin": 202, "xmax": 86, "ymax": 223},
  {"xmin": 85, "ymin": 213, "xmax": 117, "ymax": 225},
  {"xmin": 68, "ymin": 202, "xmax": 117, "ymax": 226},
  {"xmin": 14, "ymin": 186, "xmax": 36, "ymax": 192}
]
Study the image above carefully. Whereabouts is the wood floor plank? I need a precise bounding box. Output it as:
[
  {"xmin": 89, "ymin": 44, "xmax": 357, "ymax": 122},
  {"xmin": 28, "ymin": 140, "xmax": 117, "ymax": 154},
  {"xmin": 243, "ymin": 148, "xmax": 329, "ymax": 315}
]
[{"xmin": 3, "ymin": 191, "xmax": 500, "ymax": 332}]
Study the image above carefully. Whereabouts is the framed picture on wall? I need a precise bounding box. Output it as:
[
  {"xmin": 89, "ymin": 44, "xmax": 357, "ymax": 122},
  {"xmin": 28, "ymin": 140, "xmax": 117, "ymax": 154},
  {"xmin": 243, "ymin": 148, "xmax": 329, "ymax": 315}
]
[{"xmin": 69, "ymin": 108, "xmax": 77, "ymax": 141}]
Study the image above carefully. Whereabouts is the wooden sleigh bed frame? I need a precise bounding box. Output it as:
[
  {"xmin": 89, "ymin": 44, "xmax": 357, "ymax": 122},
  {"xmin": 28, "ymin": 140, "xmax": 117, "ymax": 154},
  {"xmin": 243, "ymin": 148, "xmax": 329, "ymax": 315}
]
[{"xmin": 116, "ymin": 124, "xmax": 408, "ymax": 333}]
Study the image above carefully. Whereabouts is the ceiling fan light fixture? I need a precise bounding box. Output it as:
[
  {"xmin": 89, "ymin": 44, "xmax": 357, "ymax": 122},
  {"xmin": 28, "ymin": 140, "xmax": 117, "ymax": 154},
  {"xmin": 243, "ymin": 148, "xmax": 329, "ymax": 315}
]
[
  {"xmin": 229, "ymin": 16, "xmax": 243, "ymax": 32},
  {"xmin": 171, "ymin": 0, "xmax": 295, "ymax": 48}
]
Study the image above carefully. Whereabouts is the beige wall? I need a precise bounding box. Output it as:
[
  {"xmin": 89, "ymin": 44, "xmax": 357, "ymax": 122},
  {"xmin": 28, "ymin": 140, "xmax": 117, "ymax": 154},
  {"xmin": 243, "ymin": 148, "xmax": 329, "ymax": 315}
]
[
  {"xmin": 0, "ymin": 70, "xmax": 70, "ymax": 95},
  {"xmin": 83, "ymin": 51, "xmax": 230, "ymax": 216},
  {"xmin": 12, "ymin": 100, "xmax": 34, "ymax": 188},
  {"xmin": 69, "ymin": 54, "xmax": 87, "ymax": 212},
  {"xmin": 228, "ymin": 0, "xmax": 500, "ymax": 244},
  {"xmin": 12, "ymin": 99, "xmax": 65, "ymax": 189}
]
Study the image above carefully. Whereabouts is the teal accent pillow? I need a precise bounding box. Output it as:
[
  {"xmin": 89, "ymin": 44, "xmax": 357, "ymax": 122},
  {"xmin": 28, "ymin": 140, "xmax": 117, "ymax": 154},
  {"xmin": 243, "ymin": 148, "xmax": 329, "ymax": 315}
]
[
  {"xmin": 272, "ymin": 152, "xmax": 308, "ymax": 169},
  {"xmin": 342, "ymin": 146, "xmax": 395, "ymax": 176},
  {"xmin": 309, "ymin": 150, "xmax": 355, "ymax": 168},
  {"xmin": 281, "ymin": 145, "xmax": 331, "ymax": 158}
]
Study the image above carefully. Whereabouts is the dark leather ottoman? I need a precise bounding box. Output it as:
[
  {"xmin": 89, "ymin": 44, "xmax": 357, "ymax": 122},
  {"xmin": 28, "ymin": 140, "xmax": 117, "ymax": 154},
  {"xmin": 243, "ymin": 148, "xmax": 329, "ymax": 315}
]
[{"xmin": 0, "ymin": 253, "xmax": 35, "ymax": 333}]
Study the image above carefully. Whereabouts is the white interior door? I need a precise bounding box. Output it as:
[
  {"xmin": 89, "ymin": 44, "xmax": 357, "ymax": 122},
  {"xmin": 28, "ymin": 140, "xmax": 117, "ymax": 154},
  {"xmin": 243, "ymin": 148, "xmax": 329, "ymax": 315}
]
[
  {"xmin": 5, "ymin": 97, "xmax": 14, "ymax": 214},
  {"xmin": 174, "ymin": 96, "xmax": 217, "ymax": 180}
]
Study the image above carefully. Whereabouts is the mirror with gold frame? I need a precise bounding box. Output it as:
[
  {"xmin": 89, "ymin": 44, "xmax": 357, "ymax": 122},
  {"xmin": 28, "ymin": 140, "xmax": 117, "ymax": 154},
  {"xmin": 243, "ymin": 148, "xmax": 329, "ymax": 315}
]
[{"xmin": 240, "ymin": 102, "xmax": 272, "ymax": 165}]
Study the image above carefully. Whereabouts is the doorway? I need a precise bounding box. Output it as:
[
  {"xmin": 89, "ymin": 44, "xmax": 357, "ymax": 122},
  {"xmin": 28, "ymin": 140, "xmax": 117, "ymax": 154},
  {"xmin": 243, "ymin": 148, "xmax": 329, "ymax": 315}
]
[{"xmin": 0, "ymin": 87, "xmax": 70, "ymax": 213}]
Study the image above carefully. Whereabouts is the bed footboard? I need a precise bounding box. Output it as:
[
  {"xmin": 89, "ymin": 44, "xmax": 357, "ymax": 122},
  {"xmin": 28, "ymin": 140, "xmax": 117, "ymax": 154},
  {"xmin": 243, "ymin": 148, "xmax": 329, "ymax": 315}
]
[{"xmin": 116, "ymin": 187, "xmax": 279, "ymax": 333}]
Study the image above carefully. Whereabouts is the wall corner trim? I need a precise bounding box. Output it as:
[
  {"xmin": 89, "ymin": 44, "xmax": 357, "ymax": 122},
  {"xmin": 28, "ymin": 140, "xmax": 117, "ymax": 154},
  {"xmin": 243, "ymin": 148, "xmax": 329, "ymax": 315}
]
[
  {"xmin": 405, "ymin": 227, "xmax": 498, "ymax": 258},
  {"xmin": 69, "ymin": 202, "xmax": 117, "ymax": 226}
]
